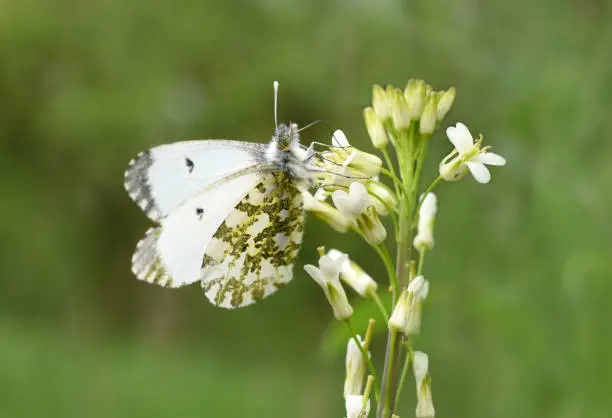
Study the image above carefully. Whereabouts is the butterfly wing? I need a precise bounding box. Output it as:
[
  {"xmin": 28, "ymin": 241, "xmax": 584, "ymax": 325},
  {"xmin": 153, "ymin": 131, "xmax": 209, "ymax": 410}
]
[
  {"xmin": 200, "ymin": 171, "xmax": 305, "ymax": 308},
  {"xmin": 131, "ymin": 165, "xmax": 268, "ymax": 288},
  {"xmin": 124, "ymin": 140, "xmax": 267, "ymax": 221}
]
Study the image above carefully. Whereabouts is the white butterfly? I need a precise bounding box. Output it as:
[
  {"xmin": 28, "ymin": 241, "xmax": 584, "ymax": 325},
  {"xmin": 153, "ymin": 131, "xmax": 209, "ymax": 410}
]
[{"xmin": 124, "ymin": 82, "xmax": 316, "ymax": 308}]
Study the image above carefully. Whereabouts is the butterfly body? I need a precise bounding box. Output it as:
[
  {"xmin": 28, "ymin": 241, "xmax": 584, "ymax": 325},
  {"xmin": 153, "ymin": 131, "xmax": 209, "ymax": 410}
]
[{"xmin": 125, "ymin": 122, "xmax": 312, "ymax": 308}]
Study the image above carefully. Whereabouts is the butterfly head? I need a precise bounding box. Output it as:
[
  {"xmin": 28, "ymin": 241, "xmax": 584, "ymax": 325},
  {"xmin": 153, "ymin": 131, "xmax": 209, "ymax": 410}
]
[{"xmin": 273, "ymin": 123, "xmax": 299, "ymax": 151}]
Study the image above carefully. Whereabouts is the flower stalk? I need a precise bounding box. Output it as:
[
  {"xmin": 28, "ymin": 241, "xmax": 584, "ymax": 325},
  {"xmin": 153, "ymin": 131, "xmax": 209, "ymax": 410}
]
[{"xmin": 300, "ymin": 79, "xmax": 506, "ymax": 418}]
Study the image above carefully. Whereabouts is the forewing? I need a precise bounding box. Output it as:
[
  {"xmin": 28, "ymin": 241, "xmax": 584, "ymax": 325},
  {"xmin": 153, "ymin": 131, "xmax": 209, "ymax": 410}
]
[
  {"xmin": 200, "ymin": 172, "xmax": 305, "ymax": 309},
  {"xmin": 124, "ymin": 140, "xmax": 266, "ymax": 221},
  {"xmin": 131, "ymin": 169, "xmax": 264, "ymax": 287}
]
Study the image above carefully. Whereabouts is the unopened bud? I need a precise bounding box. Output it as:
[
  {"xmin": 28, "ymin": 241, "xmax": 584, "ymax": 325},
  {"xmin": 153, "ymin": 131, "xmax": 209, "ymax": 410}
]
[
  {"xmin": 419, "ymin": 94, "xmax": 437, "ymax": 135},
  {"xmin": 436, "ymin": 87, "xmax": 455, "ymax": 121},
  {"xmin": 363, "ymin": 107, "xmax": 389, "ymax": 149}
]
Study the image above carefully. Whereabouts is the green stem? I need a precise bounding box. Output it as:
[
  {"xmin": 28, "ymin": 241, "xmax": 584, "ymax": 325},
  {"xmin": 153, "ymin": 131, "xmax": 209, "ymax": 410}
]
[
  {"xmin": 382, "ymin": 331, "xmax": 398, "ymax": 417},
  {"xmin": 378, "ymin": 124, "xmax": 419, "ymax": 418},
  {"xmin": 345, "ymin": 320, "xmax": 380, "ymax": 402},
  {"xmin": 393, "ymin": 340, "xmax": 413, "ymax": 414},
  {"xmin": 380, "ymin": 168, "xmax": 408, "ymax": 199},
  {"xmin": 371, "ymin": 291, "xmax": 390, "ymax": 324},
  {"xmin": 415, "ymin": 176, "xmax": 442, "ymax": 214},
  {"xmin": 351, "ymin": 227, "xmax": 397, "ymax": 295},
  {"xmin": 377, "ymin": 244, "xmax": 398, "ymax": 296},
  {"xmin": 416, "ymin": 249, "xmax": 426, "ymax": 276},
  {"xmin": 381, "ymin": 148, "xmax": 401, "ymax": 197}
]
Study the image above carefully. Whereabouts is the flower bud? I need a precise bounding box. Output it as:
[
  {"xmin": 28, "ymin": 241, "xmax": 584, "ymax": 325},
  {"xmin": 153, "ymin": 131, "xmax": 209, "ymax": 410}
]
[
  {"xmin": 436, "ymin": 87, "xmax": 455, "ymax": 121},
  {"xmin": 405, "ymin": 79, "xmax": 427, "ymax": 120},
  {"xmin": 356, "ymin": 206, "xmax": 387, "ymax": 245},
  {"xmin": 346, "ymin": 395, "xmax": 370, "ymax": 418},
  {"xmin": 414, "ymin": 351, "xmax": 435, "ymax": 418},
  {"xmin": 438, "ymin": 151, "xmax": 468, "ymax": 182},
  {"xmin": 302, "ymin": 191, "xmax": 351, "ymax": 233},
  {"xmin": 419, "ymin": 94, "xmax": 437, "ymax": 135},
  {"xmin": 328, "ymin": 249, "xmax": 378, "ymax": 297},
  {"xmin": 413, "ymin": 193, "xmax": 437, "ymax": 252},
  {"xmin": 392, "ymin": 89, "xmax": 412, "ymax": 131},
  {"xmin": 344, "ymin": 149, "xmax": 382, "ymax": 178},
  {"xmin": 365, "ymin": 181, "xmax": 397, "ymax": 216},
  {"xmin": 304, "ymin": 254, "xmax": 353, "ymax": 321},
  {"xmin": 372, "ymin": 84, "xmax": 392, "ymax": 120},
  {"xmin": 388, "ymin": 275, "xmax": 429, "ymax": 335},
  {"xmin": 363, "ymin": 107, "xmax": 389, "ymax": 149},
  {"xmin": 344, "ymin": 334, "xmax": 368, "ymax": 397}
]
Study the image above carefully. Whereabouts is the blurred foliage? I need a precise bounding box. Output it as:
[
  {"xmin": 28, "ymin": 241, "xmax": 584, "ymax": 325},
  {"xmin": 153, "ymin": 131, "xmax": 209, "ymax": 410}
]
[{"xmin": 1, "ymin": 0, "xmax": 611, "ymax": 417}]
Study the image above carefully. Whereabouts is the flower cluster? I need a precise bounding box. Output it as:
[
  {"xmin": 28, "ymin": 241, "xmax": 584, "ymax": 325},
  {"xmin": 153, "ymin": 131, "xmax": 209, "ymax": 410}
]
[
  {"xmin": 304, "ymin": 130, "xmax": 395, "ymax": 244},
  {"xmin": 302, "ymin": 78, "xmax": 507, "ymax": 418}
]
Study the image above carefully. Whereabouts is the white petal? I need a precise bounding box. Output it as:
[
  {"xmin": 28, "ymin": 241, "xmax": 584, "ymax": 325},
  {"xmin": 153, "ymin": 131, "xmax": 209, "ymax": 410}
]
[
  {"xmin": 349, "ymin": 182, "xmax": 370, "ymax": 205},
  {"xmin": 446, "ymin": 122, "xmax": 473, "ymax": 154},
  {"xmin": 413, "ymin": 351, "xmax": 429, "ymax": 383},
  {"xmin": 466, "ymin": 161, "xmax": 491, "ymax": 183},
  {"xmin": 345, "ymin": 395, "xmax": 370, "ymax": 418},
  {"xmin": 419, "ymin": 193, "xmax": 437, "ymax": 220},
  {"xmin": 326, "ymin": 249, "xmax": 349, "ymax": 268},
  {"xmin": 477, "ymin": 152, "xmax": 506, "ymax": 166},
  {"xmin": 303, "ymin": 265, "xmax": 325, "ymax": 287},
  {"xmin": 332, "ymin": 129, "xmax": 350, "ymax": 147},
  {"xmin": 319, "ymin": 254, "xmax": 342, "ymax": 277}
]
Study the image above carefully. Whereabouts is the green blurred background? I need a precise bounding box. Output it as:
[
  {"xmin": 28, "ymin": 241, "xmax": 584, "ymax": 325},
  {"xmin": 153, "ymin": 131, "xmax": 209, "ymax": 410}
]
[{"xmin": 1, "ymin": 0, "xmax": 611, "ymax": 417}]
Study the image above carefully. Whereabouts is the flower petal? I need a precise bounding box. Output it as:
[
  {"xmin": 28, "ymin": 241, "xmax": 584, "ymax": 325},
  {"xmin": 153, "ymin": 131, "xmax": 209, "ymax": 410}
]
[
  {"xmin": 332, "ymin": 129, "xmax": 350, "ymax": 148},
  {"xmin": 477, "ymin": 152, "xmax": 506, "ymax": 166},
  {"xmin": 465, "ymin": 161, "xmax": 491, "ymax": 183},
  {"xmin": 303, "ymin": 265, "xmax": 325, "ymax": 287},
  {"xmin": 446, "ymin": 122, "xmax": 473, "ymax": 154},
  {"xmin": 349, "ymin": 181, "xmax": 369, "ymax": 204}
]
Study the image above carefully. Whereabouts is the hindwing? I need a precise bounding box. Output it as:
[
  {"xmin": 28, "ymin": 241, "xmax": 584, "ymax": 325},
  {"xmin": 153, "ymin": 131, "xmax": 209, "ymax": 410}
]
[{"xmin": 200, "ymin": 171, "xmax": 305, "ymax": 308}]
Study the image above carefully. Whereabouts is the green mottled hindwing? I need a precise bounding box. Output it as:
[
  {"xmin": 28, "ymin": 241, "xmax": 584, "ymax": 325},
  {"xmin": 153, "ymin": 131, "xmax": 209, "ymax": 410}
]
[{"xmin": 200, "ymin": 171, "xmax": 304, "ymax": 308}]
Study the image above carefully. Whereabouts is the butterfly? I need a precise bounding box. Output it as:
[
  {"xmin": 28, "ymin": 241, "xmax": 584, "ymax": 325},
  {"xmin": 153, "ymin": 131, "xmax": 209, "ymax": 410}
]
[{"xmin": 124, "ymin": 82, "xmax": 318, "ymax": 308}]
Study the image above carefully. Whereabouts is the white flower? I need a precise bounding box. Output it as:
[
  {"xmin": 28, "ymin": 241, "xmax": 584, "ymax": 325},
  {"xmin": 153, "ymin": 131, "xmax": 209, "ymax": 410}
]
[
  {"xmin": 344, "ymin": 334, "xmax": 368, "ymax": 398},
  {"xmin": 304, "ymin": 254, "xmax": 353, "ymax": 321},
  {"xmin": 356, "ymin": 206, "xmax": 387, "ymax": 245},
  {"xmin": 363, "ymin": 106, "xmax": 389, "ymax": 148},
  {"xmin": 413, "ymin": 193, "xmax": 438, "ymax": 252},
  {"xmin": 332, "ymin": 182, "xmax": 371, "ymax": 221},
  {"xmin": 439, "ymin": 122, "xmax": 506, "ymax": 184},
  {"xmin": 345, "ymin": 394, "xmax": 371, "ymax": 418},
  {"xmin": 388, "ymin": 275, "xmax": 429, "ymax": 335},
  {"xmin": 317, "ymin": 131, "xmax": 382, "ymax": 185},
  {"xmin": 413, "ymin": 351, "xmax": 435, "ymax": 418},
  {"xmin": 328, "ymin": 249, "xmax": 378, "ymax": 297},
  {"xmin": 302, "ymin": 191, "xmax": 351, "ymax": 233}
]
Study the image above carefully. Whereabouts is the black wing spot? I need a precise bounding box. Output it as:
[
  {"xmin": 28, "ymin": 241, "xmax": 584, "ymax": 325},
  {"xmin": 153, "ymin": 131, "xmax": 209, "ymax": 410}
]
[
  {"xmin": 196, "ymin": 207, "xmax": 204, "ymax": 220},
  {"xmin": 185, "ymin": 157, "xmax": 195, "ymax": 173}
]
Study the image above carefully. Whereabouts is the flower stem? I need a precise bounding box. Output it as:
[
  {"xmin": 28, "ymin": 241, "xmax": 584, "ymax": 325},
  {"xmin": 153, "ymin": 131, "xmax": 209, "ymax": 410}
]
[
  {"xmin": 377, "ymin": 125, "xmax": 418, "ymax": 418},
  {"xmin": 381, "ymin": 149, "xmax": 401, "ymax": 197},
  {"xmin": 416, "ymin": 176, "xmax": 442, "ymax": 213},
  {"xmin": 345, "ymin": 320, "xmax": 380, "ymax": 402},
  {"xmin": 376, "ymin": 244, "xmax": 398, "ymax": 296},
  {"xmin": 371, "ymin": 292, "xmax": 389, "ymax": 324},
  {"xmin": 382, "ymin": 330, "xmax": 398, "ymax": 417},
  {"xmin": 393, "ymin": 340, "xmax": 413, "ymax": 415},
  {"xmin": 416, "ymin": 249, "xmax": 426, "ymax": 276}
]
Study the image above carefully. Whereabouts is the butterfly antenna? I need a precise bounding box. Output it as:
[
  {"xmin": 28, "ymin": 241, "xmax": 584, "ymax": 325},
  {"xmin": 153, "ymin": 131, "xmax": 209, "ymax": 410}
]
[
  {"xmin": 297, "ymin": 119, "xmax": 324, "ymax": 132},
  {"xmin": 273, "ymin": 80, "xmax": 279, "ymax": 128}
]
